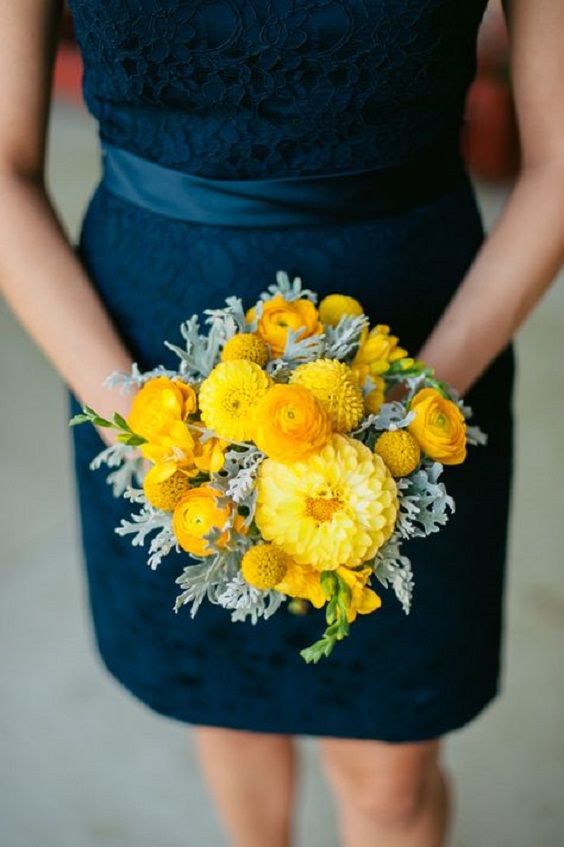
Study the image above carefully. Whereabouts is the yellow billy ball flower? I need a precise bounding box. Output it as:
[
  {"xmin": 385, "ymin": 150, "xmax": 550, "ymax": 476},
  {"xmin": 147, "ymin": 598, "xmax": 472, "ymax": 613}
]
[
  {"xmin": 408, "ymin": 388, "xmax": 467, "ymax": 465},
  {"xmin": 255, "ymin": 434, "xmax": 398, "ymax": 569},
  {"xmin": 221, "ymin": 333, "xmax": 270, "ymax": 367},
  {"xmin": 251, "ymin": 383, "xmax": 332, "ymax": 463},
  {"xmin": 319, "ymin": 294, "xmax": 364, "ymax": 327},
  {"xmin": 241, "ymin": 544, "xmax": 289, "ymax": 590},
  {"xmin": 143, "ymin": 464, "xmax": 192, "ymax": 511},
  {"xmin": 198, "ymin": 360, "xmax": 271, "ymax": 442},
  {"xmin": 172, "ymin": 486, "xmax": 232, "ymax": 557},
  {"xmin": 290, "ymin": 358, "xmax": 364, "ymax": 433},
  {"xmin": 374, "ymin": 430, "xmax": 421, "ymax": 478}
]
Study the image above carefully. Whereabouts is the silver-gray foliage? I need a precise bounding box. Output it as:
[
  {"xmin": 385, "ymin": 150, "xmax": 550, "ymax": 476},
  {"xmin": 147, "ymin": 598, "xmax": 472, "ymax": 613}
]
[
  {"xmin": 373, "ymin": 536, "xmax": 415, "ymax": 614},
  {"xmin": 396, "ymin": 461, "xmax": 455, "ymax": 539}
]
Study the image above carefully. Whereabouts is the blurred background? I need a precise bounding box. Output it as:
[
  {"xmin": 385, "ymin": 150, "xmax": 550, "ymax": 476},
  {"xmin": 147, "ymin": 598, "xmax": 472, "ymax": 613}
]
[{"xmin": 1, "ymin": 2, "xmax": 563, "ymax": 845}]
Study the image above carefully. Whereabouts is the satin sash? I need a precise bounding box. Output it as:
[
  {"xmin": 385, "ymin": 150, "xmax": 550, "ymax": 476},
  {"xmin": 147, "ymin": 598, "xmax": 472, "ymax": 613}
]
[{"xmin": 100, "ymin": 129, "xmax": 465, "ymax": 227}]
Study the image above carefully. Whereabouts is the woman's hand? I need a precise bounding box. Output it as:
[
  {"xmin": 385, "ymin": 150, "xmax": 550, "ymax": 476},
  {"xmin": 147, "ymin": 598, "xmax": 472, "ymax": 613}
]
[
  {"xmin": 0, "ymin": 1, "xmax": 135, "ymax": 419},
  {"xmin": 415, "ymin": 0, "xmax": 564, "ymax": 396}
]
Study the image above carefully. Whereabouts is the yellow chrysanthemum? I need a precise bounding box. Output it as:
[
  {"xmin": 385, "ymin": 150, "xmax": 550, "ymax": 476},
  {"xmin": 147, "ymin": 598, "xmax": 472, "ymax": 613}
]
[
  {"xmin": 374, "ymin": 430, "xmax": 421, "ymax": 478},
  {"xmin": 290, "ymin": 359, "xmax": 364, "ymax": 433},
  {"xmin": 198, "ymin": 360, "xmax": 271, "ymax": 442},
  {"xmin": 352, "ymin": 325, "xmax": 413, "ymax": 379},
  {"xmin": 319, "ymin": 294, "xmax": 364, "ymax": 327},
  {"xmin": 143, "ymin": 464, "xmax": 192, "ymax": 511},
  {"xmin": 255, "ymin": 434, "xmax": 398, "ymax": 569},
  {"xmin": 241, "ymin": 544, "xmax": 290, "ymax": 590},
  {"xmin": 251, "ymin": 383, "xmax": 331, "ymax": 463},
  {"xmin": 221, "ymin": 333, "xmax": 270, "ymax": 367}
]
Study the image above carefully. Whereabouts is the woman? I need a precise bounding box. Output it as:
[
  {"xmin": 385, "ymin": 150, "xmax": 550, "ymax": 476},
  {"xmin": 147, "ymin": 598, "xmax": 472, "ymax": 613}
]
[{"xmin": 1, "ymin": 2, "xmax": 563, "ymax": 845}]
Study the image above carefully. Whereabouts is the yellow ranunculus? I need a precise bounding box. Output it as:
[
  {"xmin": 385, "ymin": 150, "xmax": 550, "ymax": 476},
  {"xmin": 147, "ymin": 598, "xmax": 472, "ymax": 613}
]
[
  {"xmin": 254, "ymin": 294, "xmax": 323, "ymax": 358},
  {"xmin": 319, "ymin": 294, "xmax": 364, "ymax": 327},
  {"xmin": 127, "ymin": 377, "xmax": 197, "ymax": 442},
  {"xmin": 336, "ymin": 566, "xmax": 382, "ymax": 623},
  {"xmin": 251, "ymin": 384, "xmax": 331, "ymax": 463},
  {"xmin": 172, "ymin": 486, "xmax": 232, "ymax": 557},
  {"xmin": 408, "ymin": 388, "xmax": 467, "ymax": 465},
  {"xmin": 352, "ymin": 325, "xmax": 412, "ymax": 379}
]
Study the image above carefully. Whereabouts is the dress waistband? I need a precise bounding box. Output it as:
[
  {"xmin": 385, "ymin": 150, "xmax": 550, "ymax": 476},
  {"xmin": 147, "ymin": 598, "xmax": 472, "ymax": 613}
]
[{"xmin": 100, "ymin": 130, "xmax": 466, "ymax": 228}]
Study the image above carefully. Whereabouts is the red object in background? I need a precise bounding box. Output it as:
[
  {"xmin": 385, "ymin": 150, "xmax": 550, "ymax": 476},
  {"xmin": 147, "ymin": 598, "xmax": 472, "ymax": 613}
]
[
  {"xmin": 464, "ymin": 1, "xmax": 520, "ymax": 182},
  {"xmin": 53, "ymin": 42, "xmax": 84, "ymax": 105},
  {"xmin": 463, "ymin": 76, "xmax": 520, "ymax": 182}
]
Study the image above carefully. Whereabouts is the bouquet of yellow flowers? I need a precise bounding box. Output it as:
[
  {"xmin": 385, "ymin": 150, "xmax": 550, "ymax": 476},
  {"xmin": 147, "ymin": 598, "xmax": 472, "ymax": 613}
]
[{"xmin": 71, "ymin": 272, "xmax": 485, "ymax": 662}]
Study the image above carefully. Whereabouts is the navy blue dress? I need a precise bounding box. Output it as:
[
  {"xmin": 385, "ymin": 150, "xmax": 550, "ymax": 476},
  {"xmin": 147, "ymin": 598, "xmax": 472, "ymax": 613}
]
[{"xmin": 67, "ymin": 0, "xmax": 514, "ymax": 741}]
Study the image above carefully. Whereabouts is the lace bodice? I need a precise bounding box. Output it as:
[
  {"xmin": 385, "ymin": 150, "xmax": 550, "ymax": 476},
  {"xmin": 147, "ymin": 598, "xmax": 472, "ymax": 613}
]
[{"xmin": 67, "ymin": 0, "xmax": 488, "ymax": 179}]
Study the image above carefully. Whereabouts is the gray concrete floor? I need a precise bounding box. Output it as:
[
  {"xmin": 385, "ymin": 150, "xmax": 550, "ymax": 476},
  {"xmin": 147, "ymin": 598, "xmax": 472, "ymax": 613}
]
[{"xmin": 1, "ymin": 102, "xmax": 563, "ymax": 847}]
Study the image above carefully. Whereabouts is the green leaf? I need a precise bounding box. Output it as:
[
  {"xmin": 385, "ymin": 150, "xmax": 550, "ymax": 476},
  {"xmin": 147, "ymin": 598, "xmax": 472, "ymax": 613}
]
[
  {"xmin": 113, "ymin": 412, "xmax": 131, "ymax": 431},
  {"xmin": 68, "ymin": 414, "xmax": 90, "ymax": 426},
  {"xmin": 300, "ymin": 634, "xmax": 338, "ymax": 664},
  {"xmin": 320, "ymin": 570, "xmax": 338, "ymax": 598},
  {"xmin": 116, "ymin": 433, "xmax": 147, "ymax": 446}
]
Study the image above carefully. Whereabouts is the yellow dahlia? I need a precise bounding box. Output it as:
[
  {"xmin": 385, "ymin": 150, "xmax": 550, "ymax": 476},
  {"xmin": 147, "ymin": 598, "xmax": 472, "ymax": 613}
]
[
  {"xmin": 251, "ymin": 383, "xmax": 331, "ymax": 463},
  {"xmin": 255, "ymin": 434, "xmax": 398, "ymax": 569},
  {"xmin": 319, "ymin": 294, "xmax": 364, "ymax": 327},
  {"xmin": 241, "ymin": 544, "xmax": 290, "ymax": 590},
  {"xmin": 198, "ymin": 360, "xmax": 271, "ymax": 442},
  {"xmin": 221, "ymin": 333, "xmax": 270, "ymax": 367},
  {"xmin": 374, "ymin": 430, "xmax": 421, "ymax": 477},
  {"xmin": 290, "ymin": 359, "xmax": 364, "ymax": 433},
  {"xmin": 143, "ymin": 464, "xmax": 192, "ymax": 511}
]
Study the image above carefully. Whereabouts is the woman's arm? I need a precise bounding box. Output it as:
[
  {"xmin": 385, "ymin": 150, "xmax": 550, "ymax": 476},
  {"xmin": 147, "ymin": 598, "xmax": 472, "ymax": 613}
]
[
  {"xmin": 0, "ymin": 0, "xmax": 134, "ymax": 437},
  {"xmin": 417, "ymin": 0, "xmax": 564, "ymax": 395}
]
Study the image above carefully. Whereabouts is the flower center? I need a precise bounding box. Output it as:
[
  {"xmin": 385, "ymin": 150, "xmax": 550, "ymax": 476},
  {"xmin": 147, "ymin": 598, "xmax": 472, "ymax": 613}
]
[{"xmin": 305, "ymin": 495, "xmax": 342, "ymax": 522}]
